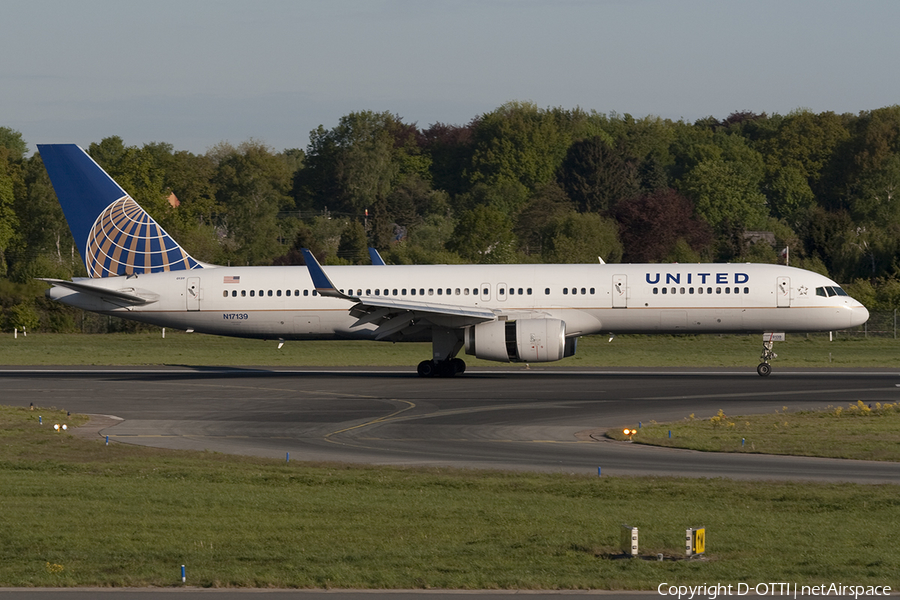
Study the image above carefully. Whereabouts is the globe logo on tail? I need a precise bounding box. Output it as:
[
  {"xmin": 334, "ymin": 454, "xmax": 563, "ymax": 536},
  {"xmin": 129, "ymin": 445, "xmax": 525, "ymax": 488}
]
[{"xmin": 85, "ymin": 196, "xmax": 202, "ymax": 277}]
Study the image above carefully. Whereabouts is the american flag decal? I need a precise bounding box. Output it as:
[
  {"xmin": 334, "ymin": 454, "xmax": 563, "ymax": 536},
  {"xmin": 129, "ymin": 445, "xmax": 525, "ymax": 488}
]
[{"xmin": 224, "ymin": 276, "xmax": 240, "ymax": 284}]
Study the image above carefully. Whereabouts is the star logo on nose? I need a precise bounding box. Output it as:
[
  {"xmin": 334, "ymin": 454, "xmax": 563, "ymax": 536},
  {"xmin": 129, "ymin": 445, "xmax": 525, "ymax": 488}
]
[{"xmin": 798, "ymin": 285, "xmax": 808, "ymax": 296}]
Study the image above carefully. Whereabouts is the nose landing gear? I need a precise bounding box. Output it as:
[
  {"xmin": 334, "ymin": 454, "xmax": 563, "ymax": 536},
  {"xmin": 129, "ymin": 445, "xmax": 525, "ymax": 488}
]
[{"xmin": 757, "ymin": 339, "xmax": 778, "ymax": 377}]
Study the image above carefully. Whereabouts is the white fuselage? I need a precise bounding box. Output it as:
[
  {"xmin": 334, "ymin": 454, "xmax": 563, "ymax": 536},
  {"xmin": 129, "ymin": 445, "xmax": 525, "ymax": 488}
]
[{"xmin": 48, "ymin": 262, "xmax": 869, "ymax": 341}]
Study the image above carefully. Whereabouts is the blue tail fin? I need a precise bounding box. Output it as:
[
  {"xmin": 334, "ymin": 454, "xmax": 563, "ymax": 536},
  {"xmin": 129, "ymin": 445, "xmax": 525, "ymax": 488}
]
[{"xmin": 38, "ymin": 144, "xmax": 203, "ymax": 278}]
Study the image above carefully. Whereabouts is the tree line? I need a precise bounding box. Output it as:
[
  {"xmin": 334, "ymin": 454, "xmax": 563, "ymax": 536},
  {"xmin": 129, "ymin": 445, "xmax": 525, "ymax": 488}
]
[{"xmin": 2, "ymin": 101, "xmax": 900, "ymax": 332}]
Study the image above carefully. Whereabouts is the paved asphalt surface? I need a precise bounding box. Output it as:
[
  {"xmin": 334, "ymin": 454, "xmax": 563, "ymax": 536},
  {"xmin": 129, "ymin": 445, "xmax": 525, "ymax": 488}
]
[
  {"xmin": 2, "ymin": 367, "xmax": 898, "ymax": 599},
  {"xmin": 2, "ymin": 366, "xmax": 899, "ymax": 482}
]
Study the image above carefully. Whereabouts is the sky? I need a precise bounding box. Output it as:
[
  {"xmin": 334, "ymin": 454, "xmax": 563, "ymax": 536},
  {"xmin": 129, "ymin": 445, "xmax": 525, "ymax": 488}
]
[{"xmin": 4, "ymin": 0, "xmax": 899, "ymax": 155}]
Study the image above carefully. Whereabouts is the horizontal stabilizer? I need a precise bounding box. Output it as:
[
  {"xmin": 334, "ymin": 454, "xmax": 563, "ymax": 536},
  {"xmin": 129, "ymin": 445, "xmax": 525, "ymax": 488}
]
[{"xmin": 39, "ymin": 278, "xmax": 159, "ymax": 306}]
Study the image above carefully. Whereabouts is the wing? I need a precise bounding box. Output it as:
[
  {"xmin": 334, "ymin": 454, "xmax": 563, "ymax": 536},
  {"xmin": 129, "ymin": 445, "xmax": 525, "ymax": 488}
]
[{"xmin": 300, "ymin": 249, "xmax": 497, "ymax": 340}]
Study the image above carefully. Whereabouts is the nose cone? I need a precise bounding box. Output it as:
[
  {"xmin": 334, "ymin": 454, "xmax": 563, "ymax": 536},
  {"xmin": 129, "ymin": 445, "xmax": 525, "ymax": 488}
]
[{"xmin": 850, "ymin": 303, "xmax": 870, "ymax": 328}]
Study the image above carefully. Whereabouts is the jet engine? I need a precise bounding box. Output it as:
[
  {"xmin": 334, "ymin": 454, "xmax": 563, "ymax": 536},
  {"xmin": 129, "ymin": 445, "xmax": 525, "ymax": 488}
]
[{"xmin": 464, "ymin": 318, "xmax": 576, "ymax": 363}]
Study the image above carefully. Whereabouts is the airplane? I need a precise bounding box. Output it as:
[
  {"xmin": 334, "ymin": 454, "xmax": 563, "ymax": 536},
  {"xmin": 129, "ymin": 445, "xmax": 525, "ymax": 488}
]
[{"xmin": 37, "ymin": 143, "xmax": 870, "ymax": 377}]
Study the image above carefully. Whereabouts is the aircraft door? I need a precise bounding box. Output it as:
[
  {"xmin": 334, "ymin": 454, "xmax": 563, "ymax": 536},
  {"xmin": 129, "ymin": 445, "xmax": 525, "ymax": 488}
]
[
  {"xmin": 776, "ymin": 276, "xmax": 790, "ymax": 308},
  {"xmin": 187, "ymin": 277, "xmax": 201, "ymax": 311},
  {"xmin": 480, "ymin": 283, "xmax": 491, "ymax": 302},
  {"xmin": 612, "ymin": 275, "xmax": 627, "ymax": 308},
  {"xmin": 497, "ymin": 283, "xmax": 507, "ymax": 302}
]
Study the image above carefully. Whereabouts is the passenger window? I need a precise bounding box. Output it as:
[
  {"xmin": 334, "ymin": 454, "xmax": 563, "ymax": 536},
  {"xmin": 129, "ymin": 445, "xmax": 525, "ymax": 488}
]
[
  {"xmin": 231, "ymin": 290, "xmax": 237, "ymax": 297},
  {"xmin": 744, "ymin": 287, "xmax": 749, "ymax": 294},
  {"xmin": 429, "ymin": 289, "xmax": 434, "ymax": 295},
  {"xmin": 312, "ymin": 290, "xmax": 318, "ymax": 296},
  {"xmin": 456, "ymin": 288, "xmax": 461, "ymax": 295},
  {"xmin": 402, "ymin": 289, "xmax": 407, "ymax": 296},
  {"xmin": 374, "ymin": 289, "xmax": 380, "ymax": 296},
  {"xmin": 464, "ymin": 288, "xmax": 469, "ymax": 295},
  {"xmin": 697, "ymin": 287, "xmax": 703, "ymax": 294},
  {"xmin": 662, "ymin": 288, "xmax": 667, "ymax": 295},
  {"xmin": 509, "ymin": 288, "xmax": 515, "ymax": 296},
  {"xmin": 285, "ymin": 290, "xmax": 291, "ymax": 297},
  {"xmin": 520, "ymin": 288, "xmax": 525, "ymax": 295},
  {"xmin": 420, "ymin": 289, "xmax": 425, "ymax": 295},
  {"xmin": 251, "ymin": 290, "xmax": 256, "ymax": 297},
  {"xmin": 653, "ymin": 287, "xmax": 659, "ymax": 295},
  {"xmin": 222, "ymin": 291, "xmax": 227, "ymax": 298},
  {"xmin": 563, "ymin": 288, "xmax": 568, "ymax": 295},
  {"xmin": 528, "ymin": 288, "xmax": 532, "ymax": 295},
  {"xmin": 241, "ymin": 290, "xmax": 247, "ymax": 297},
  {"xmin": 482, "ymin": 288, "xmax": 487, "ymax": 295},
  {"xmin": 680, "ymin": 287, "xmax": 685, "ymax": 294},
  {"xmin": 366, "ymin": 289, "xmax": 371, "ymax": 295},
  {"xmin": 437, "ymin": 289, "xmax": 443, "ymax": 295},
  {"xmin": 545, "ymin": 288, "xmax": 550, "ymax": 295},
  {"xmin": 259, "ymin": 290, "xmax": 264, "ymax": 297},
  {"xmin": 410, "ymin": 289, "xmax": 416, "ymax": 296},
  {"xmin": 707, "ymin": 287, "xmax": 712, "ymax": 294},
  {"xmin": 581, "ymin": 288, "xmax": 586, "ymax": 295},
  {"xmin": 277, "ymin": 290, "xmax": 282, "ymax": 297},
  {"xmin": 297, "ymin": 290, "xmax": 301, "ymax": 296},
  {"xmin": 689, "ymin": 287, "xmax": 694, "ymax": 294},
  {"xmin": 716, "ymin": 287, "xmax": 721, "ymax": 294}
]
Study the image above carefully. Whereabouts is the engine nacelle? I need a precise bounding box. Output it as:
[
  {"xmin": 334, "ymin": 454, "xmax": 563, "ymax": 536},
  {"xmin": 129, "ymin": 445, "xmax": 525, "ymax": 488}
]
[{"xmin": 464, "ymin": 319, "xmax": 576, "ymax": 363}]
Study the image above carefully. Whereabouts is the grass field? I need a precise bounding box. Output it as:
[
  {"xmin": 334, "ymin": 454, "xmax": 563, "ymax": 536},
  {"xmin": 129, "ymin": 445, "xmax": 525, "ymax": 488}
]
[
  {"xmin": 1, "ymin": 406, "xmax": 898, "ymax": 589},
  {"xmin": 0, "ymin": 331, "xmax": 896, "ymax": 368},
  {"xmin": 607, "ymin": 402, "xmax": 900, "ymax": 461}
]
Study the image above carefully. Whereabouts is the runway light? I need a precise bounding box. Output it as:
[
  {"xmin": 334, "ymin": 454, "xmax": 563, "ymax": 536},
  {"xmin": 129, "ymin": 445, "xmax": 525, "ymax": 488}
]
[
  {"xmin": 62, "ymin": 424, "xmax": 67, "ymax": 431},
  {"xmin": 53, "ymin": 424, "xmax": 60, "ymax": 432},
  {"xmin": 623, "ymin": 428, "xmax": 637, "ymax": 439}
]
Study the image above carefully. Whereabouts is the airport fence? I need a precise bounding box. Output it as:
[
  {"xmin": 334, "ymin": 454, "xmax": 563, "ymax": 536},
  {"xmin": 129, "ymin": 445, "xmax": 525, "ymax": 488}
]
[{"xmin": 836, "ymin": 309, "xmax": 899, "ymax": 339}]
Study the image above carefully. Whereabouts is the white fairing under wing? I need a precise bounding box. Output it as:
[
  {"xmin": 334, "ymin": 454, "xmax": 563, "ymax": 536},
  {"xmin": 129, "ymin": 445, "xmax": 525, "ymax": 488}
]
[{"xmin": 37, "ymin": 143, "xmax": 870, "ymax": 377}]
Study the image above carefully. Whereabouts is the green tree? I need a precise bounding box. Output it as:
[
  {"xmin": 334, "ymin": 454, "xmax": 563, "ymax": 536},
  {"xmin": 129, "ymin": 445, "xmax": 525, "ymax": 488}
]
[
  {"xmin": 467, "ymin": 102, "xmax": 575, "ymax": 191},
  {"xmin": 447, "ymin": 205, "xmax": 517, "ymax": 263},
  {"xmin": 0, "ymin": 147, "xmax": 21, "ymax": 276},
  {"xmin": 541, "ymin": 211, "xmax": 623, "ymax": 264},
  {"xmin": 678, "ymin": 156, "xmax": 768, "ymax": 233},
  {"xmin": 515, "ymin": 182, "xmax": 573, "ymax": 258},
  {"xmin": 336, "ymin": 220, "xmax": 368, "ymax": 265},
  {"xmin": 0, "ymin": 127, "xmax": 27, "ymax": 161},
  {"xmin": 755, "ymin": 109, "xmax": 850, "ymax": 219},
  {"xmin": 614, "ymin": 189, "xmax": 712, "ymax": 263},
  {"xmin": 556, "ymin": 136, "xmax": 639, "ymax": 213},
  {"xmin": 212, "ymin": 141, "xmax": 293, "ymax": 265},
  {"xmin": 8, "ymin": 153, "xmax": 80, "ymax": 282}
]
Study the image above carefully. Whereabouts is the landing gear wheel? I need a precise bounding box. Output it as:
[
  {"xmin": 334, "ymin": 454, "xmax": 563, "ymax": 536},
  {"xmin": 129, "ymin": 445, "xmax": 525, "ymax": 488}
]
[
  {"xmin": 757, "ymin": 363, "xmax": 772, "ymax": 377},
  {"xmin": 450, "ymin": 358, "xmax": 466, "ymax": 374},
  {"xmin": 417, "ymin": 360, "xmax": 436, "ymax": 378}
]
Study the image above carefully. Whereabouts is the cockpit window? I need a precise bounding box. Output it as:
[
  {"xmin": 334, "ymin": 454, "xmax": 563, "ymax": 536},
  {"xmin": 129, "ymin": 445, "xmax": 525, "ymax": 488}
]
[{"xmin": 816, "ymin": 286, "xmax": 849, "ymax": 297}]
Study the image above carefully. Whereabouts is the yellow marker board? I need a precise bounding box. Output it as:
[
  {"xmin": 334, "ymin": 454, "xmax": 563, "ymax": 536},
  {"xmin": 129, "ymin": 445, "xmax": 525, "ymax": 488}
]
[{"xmin": 693, "ymin": 528, "xmax": 705, "ymax": 554}]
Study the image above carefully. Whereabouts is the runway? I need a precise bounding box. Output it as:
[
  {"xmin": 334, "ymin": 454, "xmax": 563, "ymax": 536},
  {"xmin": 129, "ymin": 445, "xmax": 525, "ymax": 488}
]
[{"xmin": 2, "ymin": 367, "xmax": 899, "ymax": 483}]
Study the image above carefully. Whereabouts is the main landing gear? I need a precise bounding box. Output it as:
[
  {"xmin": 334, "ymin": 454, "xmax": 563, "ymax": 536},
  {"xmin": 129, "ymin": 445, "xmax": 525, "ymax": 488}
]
[
  {"xmin": 417, "ymin": 327, "xmax": 466, "ymax": 378},
  {"xmin": 757, "ymin": 339, "xmax": 777, "ymax": 377},
  {"xmin": 417, "ymin": 358, "xmax": 467, "ymax": 378}
]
